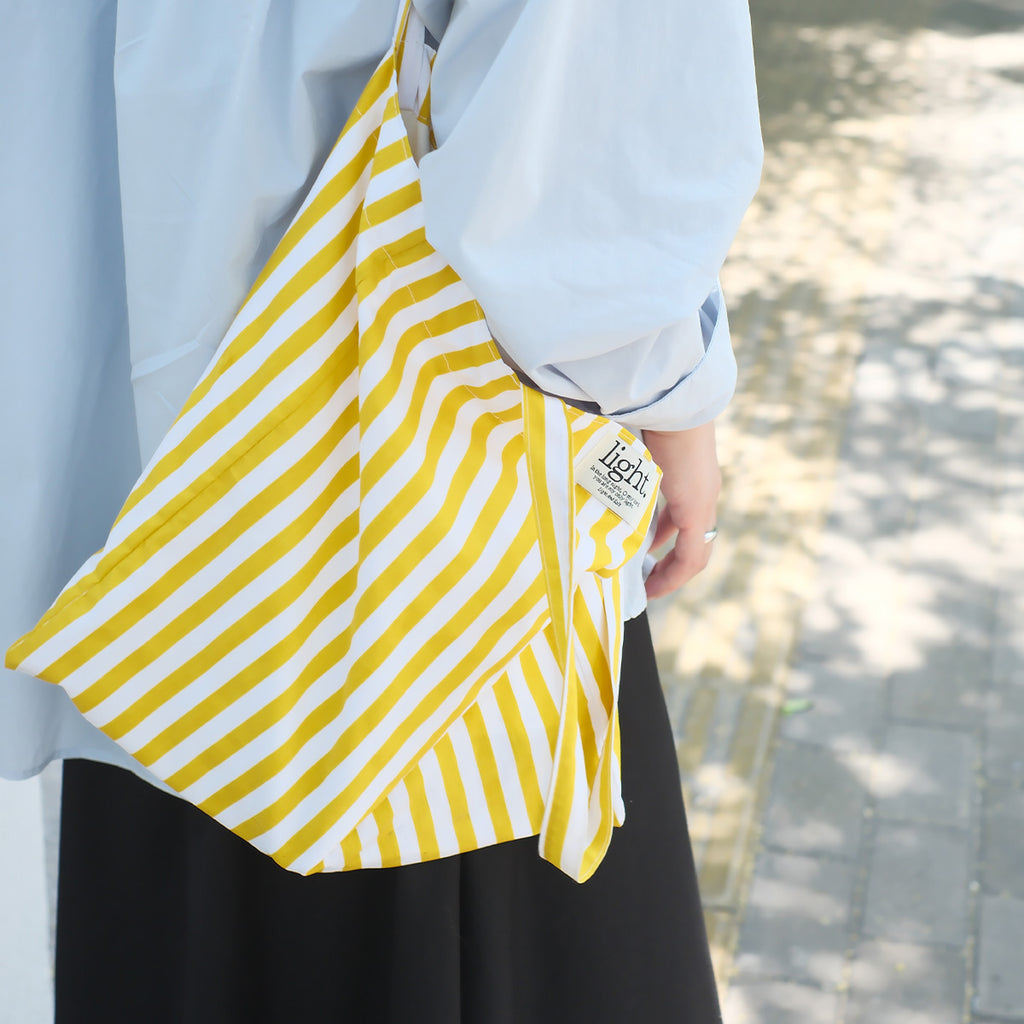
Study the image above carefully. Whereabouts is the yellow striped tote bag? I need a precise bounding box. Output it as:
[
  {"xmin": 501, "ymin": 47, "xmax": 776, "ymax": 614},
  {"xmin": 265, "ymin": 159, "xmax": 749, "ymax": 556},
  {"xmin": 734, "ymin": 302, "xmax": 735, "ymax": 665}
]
[{"xmin": 6, "ymin": 0, "xmax": 661, "ymax": 883}]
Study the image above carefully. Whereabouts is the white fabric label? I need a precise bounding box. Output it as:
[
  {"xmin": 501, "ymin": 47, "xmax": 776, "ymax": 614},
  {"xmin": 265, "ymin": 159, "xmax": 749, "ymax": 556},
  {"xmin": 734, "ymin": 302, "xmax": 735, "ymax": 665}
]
[{"xmin": 574, "ymin": 428, "xmax": 660, "ymax": 532}]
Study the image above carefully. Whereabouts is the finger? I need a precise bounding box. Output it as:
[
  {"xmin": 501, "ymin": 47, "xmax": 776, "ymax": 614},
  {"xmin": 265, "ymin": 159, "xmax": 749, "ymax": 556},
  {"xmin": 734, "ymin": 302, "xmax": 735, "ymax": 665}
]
[{"xmin": 650, "ymin": 506, "xmax": 678, "ymax": 550}]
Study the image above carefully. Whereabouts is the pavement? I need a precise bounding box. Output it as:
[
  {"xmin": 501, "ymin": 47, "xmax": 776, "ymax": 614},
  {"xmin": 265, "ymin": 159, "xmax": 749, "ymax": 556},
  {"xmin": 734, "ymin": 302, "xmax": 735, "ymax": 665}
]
[
  {"xmin": 648, "ymin": 1, "xmax": 1024, "ymax": 1021},
  {"xmin": 2, "ymin": 2, "xmax": 1023, "ymax": 1023}
]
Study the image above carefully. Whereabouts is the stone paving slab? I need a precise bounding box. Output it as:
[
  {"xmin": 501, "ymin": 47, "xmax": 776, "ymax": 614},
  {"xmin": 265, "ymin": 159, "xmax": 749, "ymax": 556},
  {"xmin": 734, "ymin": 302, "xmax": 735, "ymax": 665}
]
[
  {"xmin": 723, "ymin": 980, "xmax": 841, "ymax": 1024},
  {"xmin": 974, "ymin": 896, "xmax": 1024, "ymax": 1019},
  {"xmin": 733, "ymin": 851, "xmax": 855, "ymax": 988},
  {"xmin": 872, "ymin": 724, "xmax": 975, "ymax": 828},
  {"xmin": 862, "ymin": 823, "xmax": 971, "ymax": 946},
  {"xmin": 889, "ymin": 647, "xmax": 991, "ymax": 730},
  {"xmin": 845, "ymin": 940, "xmax": 967, "ymax": 1024},
  {"xmin": 980, "ymin": 784, "xmax": 1024, "ymax": 901},
  {"xmin": 779, "ymin": 667, "xmax": 883, "ymax": 754},
  {"xmin": 985, "ymin": 680, "xmax": 1024, "ymax": 788},
  {"xmin": 760, "ymin": 742, "xmax": 867, "ymax": 859}
]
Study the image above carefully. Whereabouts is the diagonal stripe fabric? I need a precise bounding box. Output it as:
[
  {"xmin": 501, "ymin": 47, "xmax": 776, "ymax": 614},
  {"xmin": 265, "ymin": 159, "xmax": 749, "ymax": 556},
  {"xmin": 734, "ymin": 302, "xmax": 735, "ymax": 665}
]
[{"xmin": 5, "ymin": 0, "xmax": 660, "ymax": 883}]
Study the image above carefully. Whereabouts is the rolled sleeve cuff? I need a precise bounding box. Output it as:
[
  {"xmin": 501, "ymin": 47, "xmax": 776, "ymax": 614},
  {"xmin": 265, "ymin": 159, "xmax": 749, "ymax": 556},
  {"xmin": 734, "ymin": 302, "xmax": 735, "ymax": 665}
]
[{"xmin": 608, "ymin": 284, "xmax": 738, "ymax": 434}]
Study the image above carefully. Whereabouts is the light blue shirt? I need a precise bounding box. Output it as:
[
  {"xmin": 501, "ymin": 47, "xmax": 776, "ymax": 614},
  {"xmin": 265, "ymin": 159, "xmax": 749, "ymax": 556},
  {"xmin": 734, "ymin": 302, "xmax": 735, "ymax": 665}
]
[{"xmin": 0, "ymin": 0, "xmax": 762, "ymax": 780}]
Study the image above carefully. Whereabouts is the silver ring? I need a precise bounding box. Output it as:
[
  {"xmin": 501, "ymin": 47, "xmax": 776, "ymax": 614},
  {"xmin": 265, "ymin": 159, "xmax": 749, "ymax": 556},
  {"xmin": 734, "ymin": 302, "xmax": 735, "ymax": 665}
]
[{"xmin": 703, "ymin": 527, "xmax": 718, "ymax": 543}]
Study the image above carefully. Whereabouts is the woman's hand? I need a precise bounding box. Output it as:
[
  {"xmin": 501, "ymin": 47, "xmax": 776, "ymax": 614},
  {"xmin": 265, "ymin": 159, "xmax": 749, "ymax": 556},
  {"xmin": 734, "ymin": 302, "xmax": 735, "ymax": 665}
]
[{"xmin": 642, "ymin": 421, "xmax": 721, "ymax": 599}]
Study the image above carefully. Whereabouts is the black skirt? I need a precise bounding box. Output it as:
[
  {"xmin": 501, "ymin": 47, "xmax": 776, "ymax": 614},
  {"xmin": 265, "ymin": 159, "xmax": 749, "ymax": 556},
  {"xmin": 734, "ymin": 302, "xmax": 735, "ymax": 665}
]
[{"xmin": 55, "ymin": 613, "xmax": 722, "ymax": 1023}]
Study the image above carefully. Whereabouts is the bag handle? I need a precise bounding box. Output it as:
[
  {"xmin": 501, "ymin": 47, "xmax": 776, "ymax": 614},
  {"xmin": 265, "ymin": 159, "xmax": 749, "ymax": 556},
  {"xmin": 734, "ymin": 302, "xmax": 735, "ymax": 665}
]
[{"xmin": 395, "ymin": 0, "xmax": 429, "ymax": 115}]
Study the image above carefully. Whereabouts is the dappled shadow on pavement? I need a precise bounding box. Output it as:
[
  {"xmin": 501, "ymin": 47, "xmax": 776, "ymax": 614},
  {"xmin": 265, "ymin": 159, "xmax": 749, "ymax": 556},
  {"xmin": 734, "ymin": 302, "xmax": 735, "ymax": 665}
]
[{"xmin": 651, "ymin": 0, "xmax": 1024, "ymax": 1017}]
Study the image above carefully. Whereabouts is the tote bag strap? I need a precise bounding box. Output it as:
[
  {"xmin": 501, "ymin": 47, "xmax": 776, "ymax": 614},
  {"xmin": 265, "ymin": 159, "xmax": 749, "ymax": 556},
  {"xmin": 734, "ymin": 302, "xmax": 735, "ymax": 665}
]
[
  {"xmin": 395, "ymin": 1, "xmax": 429, "ymax": 114},
  {"xmin": 394, "ymin": 0, "xmax": 435, "ymax": 161}
]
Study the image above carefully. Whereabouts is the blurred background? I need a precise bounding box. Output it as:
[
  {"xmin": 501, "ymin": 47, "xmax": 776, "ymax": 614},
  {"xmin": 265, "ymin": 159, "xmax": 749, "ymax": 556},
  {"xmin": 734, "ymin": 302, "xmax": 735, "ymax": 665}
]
[
  {"xmin": 3, "ymin": 1, "xmax": 1023, "ymax": 1021},
  {"xmin": 650, "ymin": 0, "xmax": 1024, "ymax": 1021}
]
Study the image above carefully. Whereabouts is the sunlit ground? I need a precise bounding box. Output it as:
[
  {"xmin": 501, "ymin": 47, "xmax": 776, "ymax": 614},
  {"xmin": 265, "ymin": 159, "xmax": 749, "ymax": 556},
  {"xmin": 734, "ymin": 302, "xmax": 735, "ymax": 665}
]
[{"xmin": 650, "ymin": 1, "xmax": 1024, "ymax": 1019}]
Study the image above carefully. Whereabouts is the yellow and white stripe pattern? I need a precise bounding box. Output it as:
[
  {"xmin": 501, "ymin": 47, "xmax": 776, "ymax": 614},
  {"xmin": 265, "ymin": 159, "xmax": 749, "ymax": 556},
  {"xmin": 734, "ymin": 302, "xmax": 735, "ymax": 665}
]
[{"xmin": 5, "ymin": 1, "xmax": 659, "ymax": 883}]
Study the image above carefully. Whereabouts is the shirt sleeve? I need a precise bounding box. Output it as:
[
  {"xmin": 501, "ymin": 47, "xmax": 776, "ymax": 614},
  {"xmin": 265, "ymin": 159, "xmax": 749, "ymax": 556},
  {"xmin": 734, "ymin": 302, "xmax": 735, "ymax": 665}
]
[{"xmin": 419, "ymin": 0, "xmax": 763, "ymax": 431}]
